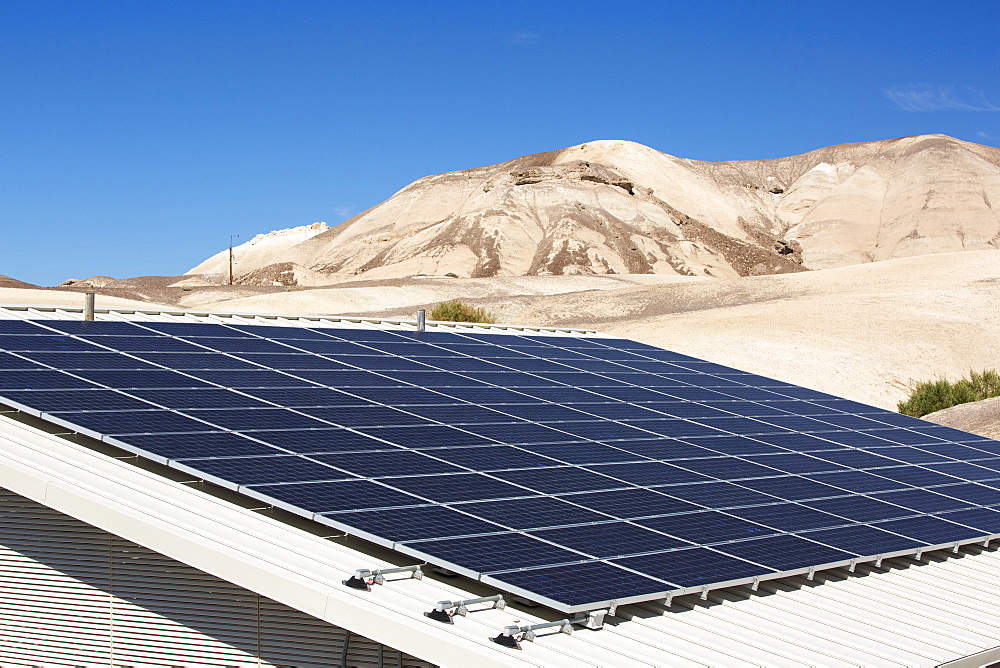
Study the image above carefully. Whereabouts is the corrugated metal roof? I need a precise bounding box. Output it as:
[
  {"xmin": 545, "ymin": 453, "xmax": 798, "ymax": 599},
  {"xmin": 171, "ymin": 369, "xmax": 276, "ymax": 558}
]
[{"xmin": 2, "ymin": 303, "xmax": 1000, "ymax": 667}]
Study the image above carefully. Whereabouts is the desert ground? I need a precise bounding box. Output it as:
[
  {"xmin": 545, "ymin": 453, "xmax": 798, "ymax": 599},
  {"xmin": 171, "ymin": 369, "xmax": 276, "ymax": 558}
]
[{"xmin": 5, "ymin": 249, "xmax": 998, "ymax": 416}]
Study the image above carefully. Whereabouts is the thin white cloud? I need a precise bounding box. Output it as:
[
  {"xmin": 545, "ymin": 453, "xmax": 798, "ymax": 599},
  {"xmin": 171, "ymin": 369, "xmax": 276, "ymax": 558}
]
[
  {"xmin": 509, "ymin": 31, "xmax": 540, "ymax": 45},
  {"xmin": 885, "ymin": 84, "xmax": 1000, "ymax": 112},
  {"xmin": 333, "ymin": 206, "xmax": 351, "ymax": 218}
]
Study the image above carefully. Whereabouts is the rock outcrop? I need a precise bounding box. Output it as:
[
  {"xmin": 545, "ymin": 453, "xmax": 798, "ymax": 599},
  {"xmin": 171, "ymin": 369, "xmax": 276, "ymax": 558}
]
[{"xmin": 188, "ymin": 135, "xmax": 1000, "ymax": 285}]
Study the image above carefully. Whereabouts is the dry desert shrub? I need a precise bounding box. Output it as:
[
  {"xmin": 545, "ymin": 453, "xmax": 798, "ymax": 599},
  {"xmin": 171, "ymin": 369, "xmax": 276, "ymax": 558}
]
[
  {"xmin": 898, "ymin": 369, "xmax": 1000, "ymax": 417},
  {"xmin": 430, "ymin": 300, "xmax": 497, "ymax": 324}
]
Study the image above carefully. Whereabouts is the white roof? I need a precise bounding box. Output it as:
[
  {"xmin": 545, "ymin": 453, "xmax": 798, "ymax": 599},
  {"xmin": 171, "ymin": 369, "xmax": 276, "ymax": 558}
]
[{"xmin": 2, "ymin": 303, "xmax": 1000, "ymax": 667}]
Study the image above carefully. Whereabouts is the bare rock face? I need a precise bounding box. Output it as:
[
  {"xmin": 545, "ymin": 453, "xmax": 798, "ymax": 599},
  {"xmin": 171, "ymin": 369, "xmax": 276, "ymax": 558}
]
[
  {"xmin": 922, "ymin": 396, "xmax": 1000, "ymax": 440},
  {"xmin": 189, "ymin": 135, "xmax": 1000, "ymax": 284}
]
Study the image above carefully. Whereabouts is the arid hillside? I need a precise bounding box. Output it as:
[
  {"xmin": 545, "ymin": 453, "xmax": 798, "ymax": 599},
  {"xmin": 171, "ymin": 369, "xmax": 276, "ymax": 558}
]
[{"xmin": 187, "ymin": 134, "xmax": 1000, "ymax": 285}]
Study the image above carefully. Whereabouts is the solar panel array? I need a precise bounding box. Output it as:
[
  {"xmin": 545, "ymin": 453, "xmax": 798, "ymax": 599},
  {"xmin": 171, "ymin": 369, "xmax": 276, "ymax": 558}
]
[{"xmin": 2, "ymin": 318, "xmax": 1000, "ymax": 612}]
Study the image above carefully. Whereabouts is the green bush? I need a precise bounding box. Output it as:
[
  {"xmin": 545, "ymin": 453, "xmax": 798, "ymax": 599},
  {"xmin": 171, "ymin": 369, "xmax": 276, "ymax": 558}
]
[
  {"xmin": 429, "ymin": 300, "xmax": 497, "ymax": 324},
  {"xmin": 898, "ymin": 369, "xmax": 1000, "ymax": 417}
]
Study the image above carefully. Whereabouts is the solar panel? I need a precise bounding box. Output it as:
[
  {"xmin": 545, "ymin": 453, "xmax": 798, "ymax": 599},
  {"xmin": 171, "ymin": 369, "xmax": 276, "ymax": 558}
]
[{"xmin": 2, "ymin": 317, "xmax": 1000, "ymax": 614}]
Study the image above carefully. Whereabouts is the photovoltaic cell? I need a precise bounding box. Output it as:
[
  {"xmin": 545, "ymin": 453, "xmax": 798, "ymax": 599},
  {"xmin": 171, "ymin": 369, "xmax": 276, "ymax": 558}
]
[{"xmin": 2, "ymin": 317, "xmax": 1000, "ymax": 614}]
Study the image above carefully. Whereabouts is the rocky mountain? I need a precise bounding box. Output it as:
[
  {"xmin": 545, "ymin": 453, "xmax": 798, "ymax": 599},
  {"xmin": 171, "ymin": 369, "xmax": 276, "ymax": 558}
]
[{"xmin": 188, "ymin": 135, "xmax": 1000, "ymax": 285}]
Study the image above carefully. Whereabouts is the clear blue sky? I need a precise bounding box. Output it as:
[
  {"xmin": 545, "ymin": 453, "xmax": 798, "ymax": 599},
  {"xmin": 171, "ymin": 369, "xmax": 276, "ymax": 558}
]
[{"xmin": 3, "ymin": 0, "xmax": 998, "ymax": 285}]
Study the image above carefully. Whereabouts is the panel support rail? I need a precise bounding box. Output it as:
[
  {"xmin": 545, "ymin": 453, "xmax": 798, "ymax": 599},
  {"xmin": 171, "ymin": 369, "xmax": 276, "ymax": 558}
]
[
  {"xmin": 491, "ymin": 610, "xmax": 607, "ymax": 649},
  {"xmin": 424, "ymin": 594, "xmax": 505, "ymax": 623},
  {"xmin": 343, "ymin": 564, "xmax": 423, "ymax": 591}
]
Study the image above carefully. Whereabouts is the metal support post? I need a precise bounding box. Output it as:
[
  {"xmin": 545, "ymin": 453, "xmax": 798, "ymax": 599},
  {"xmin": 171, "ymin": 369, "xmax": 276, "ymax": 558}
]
[
  {"xmin": 491, "ymin": 610, "xmax": 606, "ymax": 649},
  {"xmin": 343, "ymin": 564, "xmax": 423, "ymax": 590},
  {"xmin": 84, "ymin": 292, "xmax": 96, "ymax": 321},
  {"xmin": 425, "ymin": 594, "xmax": 505, "ymax": 623},
  {"xmin": 416, "ymin": 309, "xmax": 426, "ymax": 332}
]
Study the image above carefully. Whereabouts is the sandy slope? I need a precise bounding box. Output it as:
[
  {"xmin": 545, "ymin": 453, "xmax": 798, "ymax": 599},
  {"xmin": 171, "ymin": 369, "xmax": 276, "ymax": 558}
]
[
  {"xmin": 923, "ymin": 397, "xmax": 1000, "ymax": 440},
  {"xmin": 0, "ymin": 287, "xmax": 176, "ymax": 311}
]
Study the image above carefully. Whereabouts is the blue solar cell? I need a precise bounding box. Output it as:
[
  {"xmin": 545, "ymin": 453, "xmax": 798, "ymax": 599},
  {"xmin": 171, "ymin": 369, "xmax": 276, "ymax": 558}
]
[
  {"xmin": 736, "ymin": 476, "xmax": 845, "ymax": 501},
  {"xmin": 718, "ymin": 534, "xmax": 855, "ymax": 570},
  {"xmin": 814, "ymin": 431, "xmax": 897, "ymax": 448},
  {"xmin": 927, "ymin": 483, "xmax": 1000, "ymax": 505},
  {"xmin": 22, "ymin": 352, "xmax": 157, "ymax": 370},
  {"xmin": 512, "ymin": 386, "xmax": 611, "ymax": 403},
  {"xmin": 651, "ymin": 403, "xmax": 738, "ymax": 419},
  {"xmin": 743, "ymin": 453, "xmax": 847, "ymax": 474},
  {"xmin": 530, "ymin": 522, "xmax": 689, "ymax": 558},
  {"xmin": 0, "ymin": 320, "xmax": 54, "ymax": 334},
  {"xmin": 586, "ymin": 462, "xmax": 711, "ymax": 486},
  {"xmin": 138, "ymin": 322, "xmax": 249, "ymax": 337},
  {"xmin": 751, "ymin": 432, "xmax": 850, "ymax": 452},
  {"xmin": 81, "ymin": 336, "xmax": 208, "ymax": 353},
  {"xmin": 115, "ymin": 432, "xmax": 283, "ymax": 458},
  {"xmin": 240, "ymin": 387, "xmax": 369, "ymax": 407},
  {"xmin": 227, "ymin": 325, "xmax": 336, "ymax": 341},
  {"xmin": 421, "ymin": 357, "xmax": 508, "ymax": 372},
  {"xmin": 691, "ymin": 416, "xmax": 789, "ymax": 435},
  {"xmin": 492, "ymin": 466, "xmax": 627, "ymax": 494},
  {"xmin": 35, "ymin": 321, "xmax": 156, "ymax": 336},
  {"xmin": 919, "ymin": 443, "xmax": 996, "ymax": 459},
  {"xmin": 339, "ymin": 355, "xmax": 435, "ymax": 371},
  {"xmin": 175, "ymin": 455, "xmax": 353, "ymax": 485},
  {"xmin": 1, "ymin": 335, "xmax": 105, "ymax": 352},
  {"xmin": 562, "ymin": 488, "xmax": 704, "ymax": 519},
  {"xmin": 298, "ymin": 405, "xmax": 427, "ymax": 427},
  {"xmin": 677, "ymin": 436, "xmax": 784, "ymax": 456},
  {"xmin": 455, "ymin": 496, "xmax": 609, "ymax": 529},
  {"xmin": 798, "ymin": 524, "xmax": 922, "ymax": 556},
  {"xmin": 871, "ymin": 488, "xmax": 974, "ymax": 513},
  {"xmin": 634, "ymin": 420, "xmax": 729, "ymax": 439},
  {"xmin": 807, "ymin": 471, "xmax": 909, "ymax": 493},
  {"xmin": 236, "ymin": 353, "xmax": 353, "ymax": 370},
  {"xmin": 182, "ymin": 408, "xmax": 332, "ymax": 431},
  {"xmin": 52, "ymin": 410, "xmax": 219, "ymax": 435},
  {"xmin": 489, "ymin": 562, "xmax": 668, "ymax": 606},
  {"xmin": 312, "ymin": 450, "xmax": 466, "ymax": 477},
  {"xmin": 127, "ymin": 388, "xmax": 271, "ymax": 409},
  {"xmin": 544, "ymin": 420, "xmax": 656, "ymax": 441},
  {"xmin": 390, "ymin": 404, "xmax": 504, "ymax": 424},
  {"xmin": 671, "ymin": 457, "xmax": 782, "ymax": 480},
  {"xmin": 596, "ymin": 404, "xmax": 701, "ymax": 420},
  {"xmin": 865, "ymin": 446, "xmax": 952, "ymax": 464},
  {"xmin": 873, "ymin": 515, "xmax": 981, "ymax": 544},
  {"xmin": 251, "ymin": 428, "xmax": 395, "ymax": 454},
  {"xmin": 639, "ymin": 510, "xmax": 779, "ymax": 543},
  {"xmin": 925, "ymin": 462, "xmax": 1000, "ymax": 481},
  {"xmin": 728, "ymin": 503, "xmax": 848, "ymax": 531},
  {"xmin": 73, "ymin": 369, "xmax": 210, "ymax": 389},
  {"xmin": 0, "ymin": 353, "xmax": 43, "ymax": 370},
  {"xmin": 324, "ymin": 505, "xmax": 504, "ymax": 542},
  {"xmin": 613, "ymin": 547, "xmax": 768, "ymax": 588},
  {"xmin": 434, "ymin": 386, "xmax": 539, "ymax": 403},
  {"xmin": 754, "ymin": 415, "xmax": 844, "ymax": 432},
  {"xmin": 407, "ymin": 533, "xmax": 583, "ymax": 573},
  {"xmin": 936, "ymin": 508, "xmax": 1000, "ymax": 534},
  {"xmin": 380, "ymin": 473, "xmax": 531, "ymax": 503},
  {"xmin": 187, "ymin": 337, "xmax": 295, "ymax": 353},
  {"xmin": 339, "ymin": 387, "xmax": 456, "ymax": 405},
  {"xmin": 714, "ymin": 402, "xmax": 794, "ymax": 417},
  {"xmin": 805, "ymin": 495, "xmax": 915, "ymax": 522},
  {"xmin": 356, "ymin": 424, "xmax": 493, "ymax": 449},
  {"xmin": 818, "ymin": 415, "xmax": 894, "ymax": 430},
  {"xmin": 660, "ymin": 481, "xmax": 780, "ymax": 507},
  {"xmin": 185, "ymin": 369, "xmax": 305, "ymax": 387},
  {"xmin": 613, "ymin": 439, "xmax": 720, "ymax": 460},
  {"xmin": 814, "ymin": 450, "xmax": 909, "ymax": 469},
  {"xmin": 0, "ymin": 389, "xmax": 153, "ymax": 412},
  {"xmin": 529, "ymin": 442, "xmax": 645, "ymax": 464},
  {"xmin": 247, "ymin": 479, "xmax": 423, "ymax": 513},
  {"xmin": 488, "ymin": 403, "xmax": 591, "ymax": 422},
  {"xmin": 424, "ymin": 445, "xmax": 560, "ymax": 470},
  {"xmin": 874, "ymin": 466, "xmax": 964, "ymax": 486},
  {"xmin": 457, "ymin": 422, "xmax": 575, "ymax": 444},
  {"xmin": 283, "ymin": 340, "xmax": 376, "ymax": 355}
]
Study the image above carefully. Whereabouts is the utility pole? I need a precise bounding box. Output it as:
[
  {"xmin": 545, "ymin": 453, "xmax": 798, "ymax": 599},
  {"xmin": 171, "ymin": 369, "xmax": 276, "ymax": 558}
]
[{"xmin": 228, "ymin": 235, "xmax": 238, "ymax": 285}]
